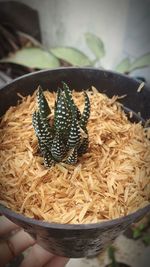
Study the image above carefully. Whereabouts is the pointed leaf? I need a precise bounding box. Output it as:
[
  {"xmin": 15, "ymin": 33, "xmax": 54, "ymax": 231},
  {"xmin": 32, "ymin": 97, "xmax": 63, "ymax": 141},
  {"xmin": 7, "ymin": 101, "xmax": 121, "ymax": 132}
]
[
  {"xmin": 1, "ymin": 47, "xmax": 60, "ymax": 69},
  {"xmin": 43, "ymin": 152, "xmax": 55, "ymax": 168},
  {"xmin": 115, "ymin": 58, "xmax": 130, "ymax": 73},
  {"xmin": 67, "ymin": 117, "xmax": 81, "ymax": 149},
  {"xmin": 65, "ymin": 148, "xmax": 78, "ymax": 165},
  {"xmin": 38, "ymin": 138, "xmax": 54, "ymax": 168},
  {"xmin": 37, "ymin": 86, "xmax": 51, "ymax": 118},
  {"xmin": 51, "ymin": 132, "xmax": 66, "ymax": 161},
  {"xmin": 85, "ymin": 32, "xmax": 105, "ymax": 59},
  {"xmin": 129, "ymin": 53, "xmax": 150, "ymax": 72},
  {"xmin": 80, "ymin": 92, "xmax": 90, "ymax": 129},
  {"xmin": 54, "ymin": 90, "xmax": 71, "ymax": 132},
  {"xmin": 32, "ymin": 111, "xmax": 53, "ymax": 148},
  {"xmin": 63, "ymin": 82, "xmax": 74, "ymax": 111},
  {"xmin": 77, "ymin": 136, "xmax": 89, "ymax": 156},
  {"xmin": 63, "ymin": 82, "xmax": 81, "ymax": 120},
  {"xmin": 50, "ymin": 47, "xmax": 91, "ymax": 66}
]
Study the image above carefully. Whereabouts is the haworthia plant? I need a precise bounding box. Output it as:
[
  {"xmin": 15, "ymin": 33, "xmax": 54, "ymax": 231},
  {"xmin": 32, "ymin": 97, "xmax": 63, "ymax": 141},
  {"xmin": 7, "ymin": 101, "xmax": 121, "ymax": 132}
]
[{"xmin": 32, "ymin": 83, "xmax": 90, "ymax": 167}]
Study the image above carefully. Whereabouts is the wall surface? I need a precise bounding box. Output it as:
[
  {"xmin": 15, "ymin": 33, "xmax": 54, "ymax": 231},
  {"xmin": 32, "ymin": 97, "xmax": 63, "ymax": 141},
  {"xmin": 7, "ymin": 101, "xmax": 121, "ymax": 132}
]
[
  {"xmin": 1, "ymin": 0, "xmax": 150, "ymax": 81},
  {"xmin": 18, "ymin": 0, "xmax": 130, "ymax": 69},
  {"xmin": 124, "ymin": 0, "xmax": 150, "ymax": 81}
]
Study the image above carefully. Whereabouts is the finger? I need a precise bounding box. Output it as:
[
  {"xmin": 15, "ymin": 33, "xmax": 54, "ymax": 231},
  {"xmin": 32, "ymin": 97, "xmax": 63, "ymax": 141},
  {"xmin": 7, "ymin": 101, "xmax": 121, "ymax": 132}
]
[
  {"xmin": 44, "ymin": 257, "xmax": 69, "ymax": 267},
  {"xmin": 0, "ymin": 216, "xmax": 20, "ymax": 235},
  {"xmin": 0, "ymin": 229, "xmax": 35, "ymax": 267},
  {"xmin": 20, "ymin": 244, "xmax": 54, "ymax": 267}
]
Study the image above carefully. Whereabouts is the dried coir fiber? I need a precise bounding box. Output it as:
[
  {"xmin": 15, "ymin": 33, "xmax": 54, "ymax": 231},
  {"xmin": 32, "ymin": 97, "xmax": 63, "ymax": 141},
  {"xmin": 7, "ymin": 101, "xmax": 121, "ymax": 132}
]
[{"xmin": 0, "ymin": 87, "xmax": 150, "ymax": 224}]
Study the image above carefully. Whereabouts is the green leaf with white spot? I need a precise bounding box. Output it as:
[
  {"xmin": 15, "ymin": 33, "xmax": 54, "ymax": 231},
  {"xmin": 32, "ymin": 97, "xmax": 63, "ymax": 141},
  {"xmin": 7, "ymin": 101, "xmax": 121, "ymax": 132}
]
[
  {"xmin": 50, "ymin": 47, "xmax": 91, "ymax": 66},
  {"xmin": 0, "ymin": 47, "xmax": 60, "ymax": 69},
  {"xmin": 37, "ymin": 86, "xmax": 51, "ymax": 118},
  {"xmin": 80, "ymin": 92, "xmax": 90, "ymax": 129},
  {"xmin": 85, "ymin": 32, "xmax": 105, "ymax": 60},
  {"xmin": 54, "ymin": 90, "xmax": 71, "ymax": 132}
]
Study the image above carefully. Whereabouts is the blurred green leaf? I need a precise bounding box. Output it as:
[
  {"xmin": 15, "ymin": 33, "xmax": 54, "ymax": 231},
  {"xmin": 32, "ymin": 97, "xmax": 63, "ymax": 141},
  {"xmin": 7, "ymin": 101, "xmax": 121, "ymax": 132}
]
[
  {"xmin": 115, "ymin": 58, "xmax": 130, "ymax": 73},
  {"xmin": 133, "ymin": 223, "xmax": 146, "ymax": 239},
  {"xmin": 50, "ymin": 47, "xmax": 91, "ymax": 66},
  {"xmin": 129, "ymin": 53, "xmax": 150, "ymax": 72},
  {"xmin": 142, "ymin": 234, "xmax": 150, "ymax": 246},
  {"xmin": 139, "ymin": 223, "xmax": 146, "ymax": 231},
  {"xmin": 133, "ymin": 228, "xmax": 142, "ymax": 239},
  {"xmin": 108, "ymin": 246, "xmax": 118, "ymax": 267},
  {"xmin": 0, "ymin": 47, "xmax": 60, "ymax": 69},
  {"xmin": 85, "ymin": 32, "xmax": 105, "ymax": 60}
]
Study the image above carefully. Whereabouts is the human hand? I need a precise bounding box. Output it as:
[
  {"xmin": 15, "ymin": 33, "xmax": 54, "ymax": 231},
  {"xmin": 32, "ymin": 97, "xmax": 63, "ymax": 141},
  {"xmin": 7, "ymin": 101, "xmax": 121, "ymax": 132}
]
[{"xmin": 0, "ymin": 216, "xmax": 69, "ymax": 267}]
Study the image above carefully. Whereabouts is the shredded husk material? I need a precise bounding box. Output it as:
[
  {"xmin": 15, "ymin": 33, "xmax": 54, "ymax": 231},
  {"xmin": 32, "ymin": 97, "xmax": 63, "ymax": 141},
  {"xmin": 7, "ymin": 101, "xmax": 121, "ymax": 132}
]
[{"xmin": 0, "ymin": 87, "xmax": 150, "ymax": 224}]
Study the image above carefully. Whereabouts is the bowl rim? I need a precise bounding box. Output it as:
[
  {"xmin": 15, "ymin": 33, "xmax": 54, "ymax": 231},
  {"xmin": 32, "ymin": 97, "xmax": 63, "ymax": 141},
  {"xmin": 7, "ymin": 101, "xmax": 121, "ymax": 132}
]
[
  {"xmin": 0, "ymin": 66, "xmax": 145, "ymax": 91},
  {"xmin": 1, "ymin": 204, "xmax": 150, "ymax": 230},
  {"xmin": 0, "ymin": 67, "xmax": 150, "ymax": 230}
]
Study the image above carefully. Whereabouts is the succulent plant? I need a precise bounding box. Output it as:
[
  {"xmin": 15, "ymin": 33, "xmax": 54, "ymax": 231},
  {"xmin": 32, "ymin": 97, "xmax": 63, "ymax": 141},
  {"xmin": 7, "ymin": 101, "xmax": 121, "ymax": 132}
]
[{"xmin": 32, "ymin": 83, "xmax": 90, "ymax": 167}]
